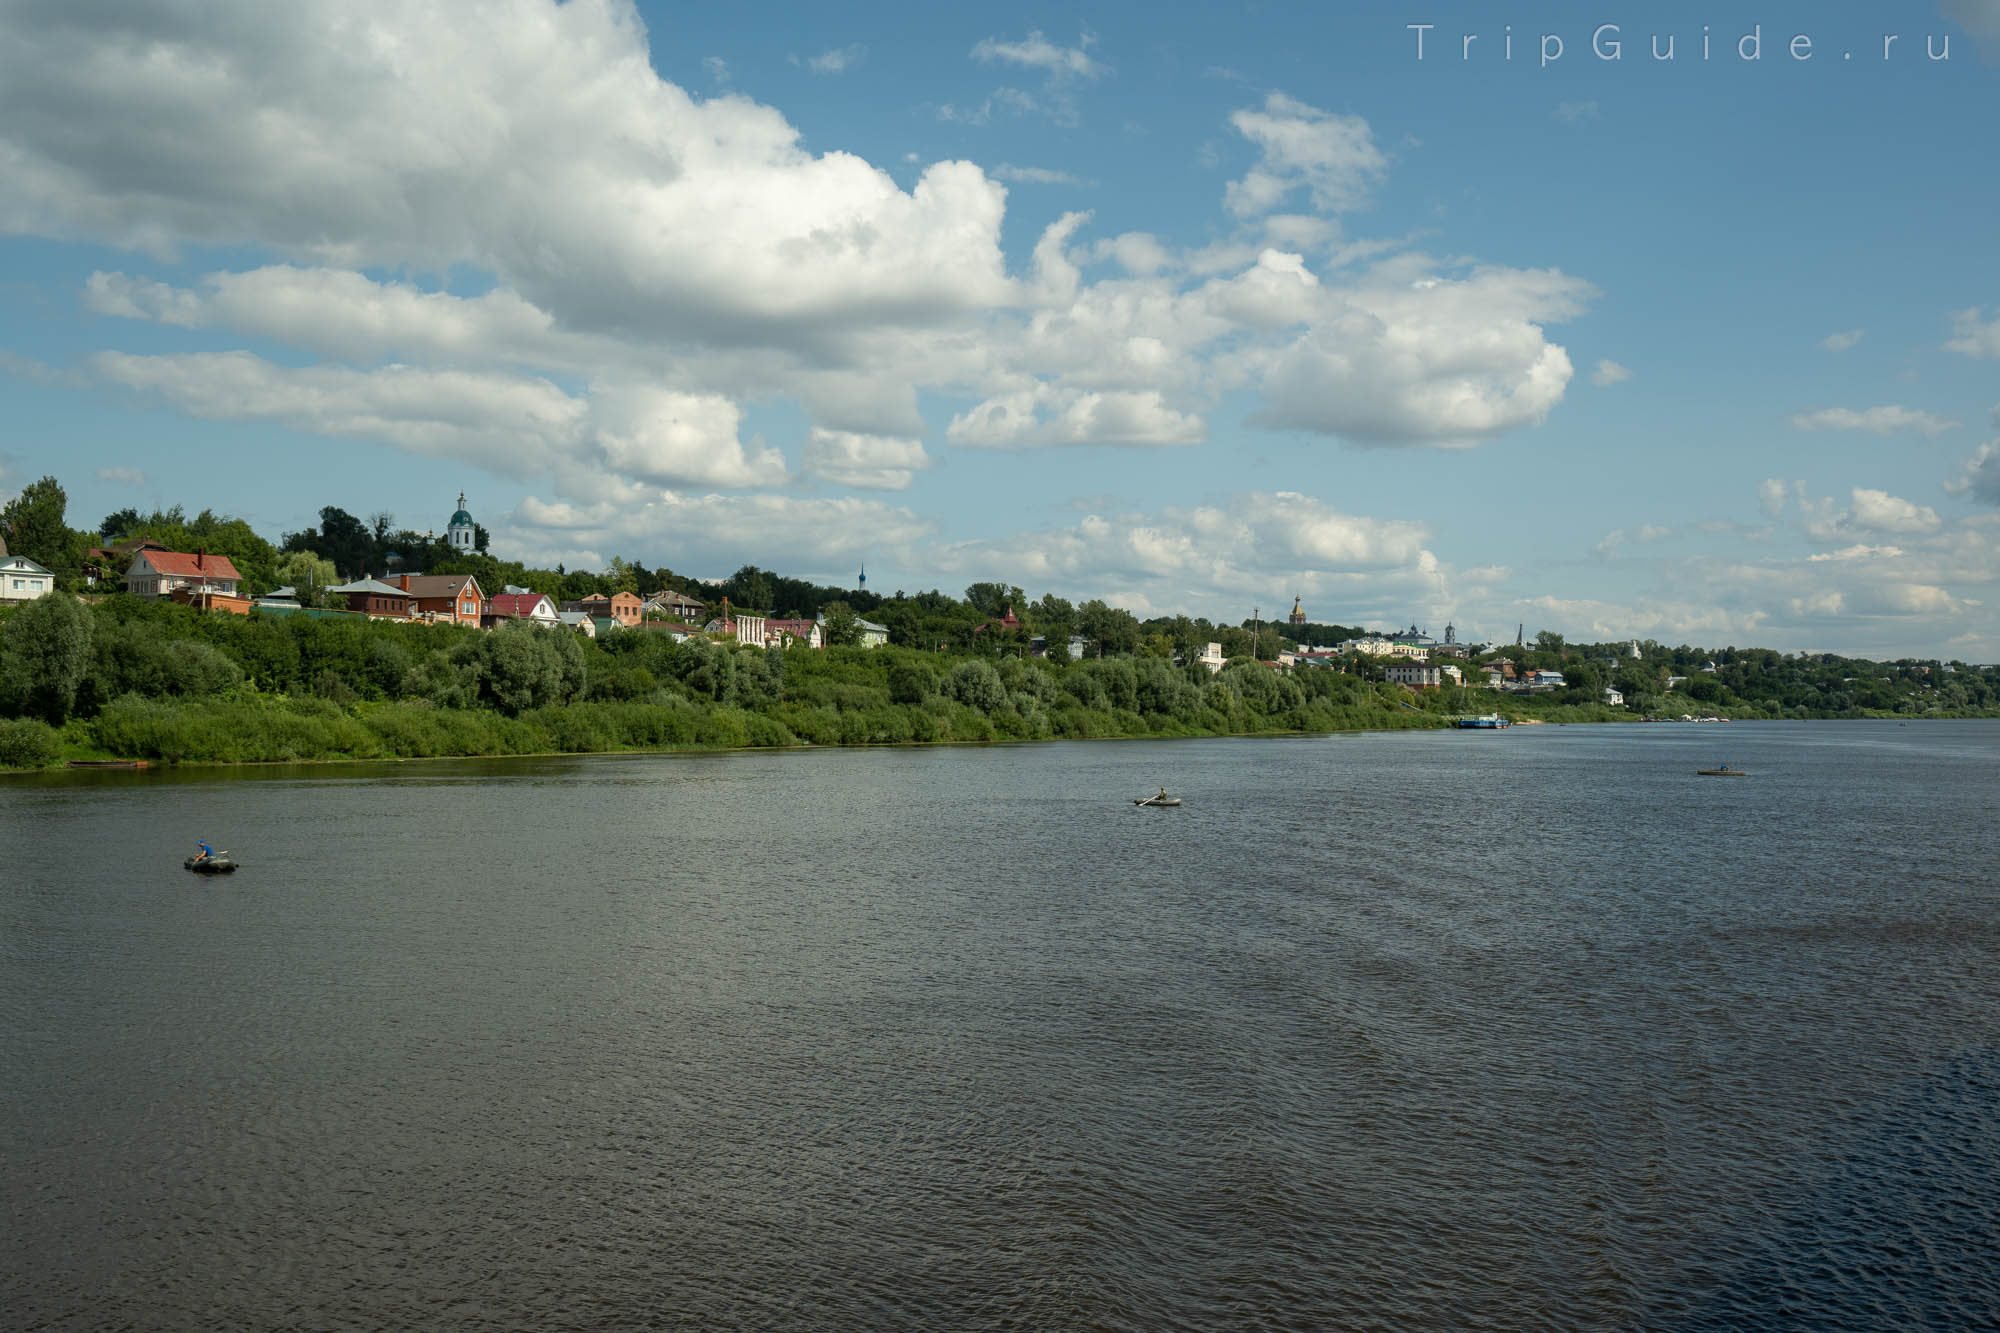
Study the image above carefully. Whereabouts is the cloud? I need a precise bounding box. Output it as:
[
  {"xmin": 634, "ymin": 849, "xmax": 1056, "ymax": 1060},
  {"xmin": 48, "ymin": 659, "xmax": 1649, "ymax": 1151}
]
[
  {"xmin": 1849, "ymin": 488, "xmax": 1942, "ymax": 533},
  {"xmin": 1808, "ymin": 544, "xmax": 1906, "ymax": 562},
  {"xmin": 0, "ymin": 350, "xmax": 68, "ymax": 385},
  {"xmin": 1591, "ymin": 358, "xmax": 1631, "ymax": 386},
  {"xmin": 806, "ymin": 44, "xmax": 865, "ymax": 74},
  {"xmin": 94, "ymin": 466, "xmax": 151, "ymax": 487},
  {"xmin": 1555, "ymin": 100, "xmax": 1600, "ymax": 123},
  {"xmin": 1251, "ymin": 260, "xmax": 1592, "ymax": 444},
  {"xmin": 990, "ymin": 165, "xmax": 1089, "ymax": 186},
  {"xmin": 1594, "ymin": 529, "xmax": 1625, "ymax": 557},
  {"xmin": 503, "ymin": 489, "xmax": 933, "ymax": 578},
  {"xmin": 0, "ymin": 0, "xmax": 1014, "ymax": 342},
  {"xmin": 703, "ymin": 56, "xmax": 729, "ymax": 86},
  {"xmin": 1945, "ymin": 307, "xmax": 2000, "ymax": 357},
  {"xmin": 928, "ymin": 489, "xmax": 1443, "ymax": 621},
  {"xmin": 1946, "ymin": 431, "xmax": 2000, "ymax": 505},
  {"xmin": 1821, "ymin": 328, "xmax": 1865, "ymax": 352},
  {"xmin": 1789, "ymin": 405, "xmax": 1959, "ymax": 436},
  {"xmin": 971, "ymin": 30, "xmax": 1105, "ymax": 79},
  {"xmin": 802, "ymin": 428, "xmax": 931, "ymax": 490},
  {"xmin": 1789, "ymin": 483, "xmax": 1942, "ymax": 539},
  {"xmin": 947, "ymin": 386, "xmax": 1206, "ymax": 449},
  {"xmin": 1226, "ymin": 93, "xmax": 1385, "ymax": 218},
  {"xmin": 7, "ymin": 2, "xmax": 1600, "ymax": 531},
  {"xmin": 94, "ymin": 350, "xmax": 787, "ymax": 488},
  {"xmin": 966, "ymin": 30, "xmax": 1103, "ymax": 127},
  {"xmin": 1758, "ymin": 477, "xmax": 1789, "ymax": 517}
]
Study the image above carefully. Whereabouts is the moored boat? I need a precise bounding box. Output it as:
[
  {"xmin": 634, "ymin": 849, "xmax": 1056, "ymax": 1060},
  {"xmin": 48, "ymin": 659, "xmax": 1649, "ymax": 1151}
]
[{"xmin": 1455, "ymin": 714, "xmax": 1510, "ymax": 729}]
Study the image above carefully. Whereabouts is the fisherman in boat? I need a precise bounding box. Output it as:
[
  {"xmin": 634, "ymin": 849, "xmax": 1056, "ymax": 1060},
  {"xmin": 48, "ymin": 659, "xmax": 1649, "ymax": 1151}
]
[{"xmin": 194, "ymin": 839, "xmax": 214, "ymax": 864}]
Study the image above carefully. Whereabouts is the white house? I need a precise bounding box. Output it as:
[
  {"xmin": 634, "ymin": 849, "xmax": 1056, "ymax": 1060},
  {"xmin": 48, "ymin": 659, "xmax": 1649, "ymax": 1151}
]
[
  {"xmin": 1604, "ymin": 686, "xmax": 1625, "ymax": 706},
  {"xmin": 556, "ymin": 611, "xmax": 598, "ymax": 638},
  {"xmin": 1196, "ymin": 642, "xmax": 1227, "ymax": 673},
  {"xmin": 1385, "ymin": 663, "xmax": 1442, "ymax": 689},
  {"xmin": 1, "ymin": 554, "xmax": 56, "ymax": 603}
]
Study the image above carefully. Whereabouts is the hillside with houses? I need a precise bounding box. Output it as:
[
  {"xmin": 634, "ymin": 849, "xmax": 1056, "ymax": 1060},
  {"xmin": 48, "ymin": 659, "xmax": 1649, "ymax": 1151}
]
[{"xmin": 2, "ymin": 475, "xmax": 1996, "ymax": 769}]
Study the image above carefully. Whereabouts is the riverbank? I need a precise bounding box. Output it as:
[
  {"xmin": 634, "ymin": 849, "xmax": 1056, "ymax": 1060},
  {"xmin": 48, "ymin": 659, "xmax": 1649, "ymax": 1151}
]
[{"xmin": 0, "ymin": 686, "xmax": 1457, "ymax": 773}]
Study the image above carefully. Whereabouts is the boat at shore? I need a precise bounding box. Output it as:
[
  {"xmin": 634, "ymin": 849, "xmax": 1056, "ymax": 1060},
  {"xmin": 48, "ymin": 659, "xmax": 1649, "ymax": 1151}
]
[{"xmin": 1454, "ymin": 714, "xmax": 1510, "ymax": 729}]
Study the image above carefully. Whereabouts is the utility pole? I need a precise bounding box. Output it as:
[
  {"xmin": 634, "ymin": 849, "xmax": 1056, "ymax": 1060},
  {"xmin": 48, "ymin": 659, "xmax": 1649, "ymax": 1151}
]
[{"xmin": 1253, "ymin": 606, "xmax": 1261, "ymax": 659}]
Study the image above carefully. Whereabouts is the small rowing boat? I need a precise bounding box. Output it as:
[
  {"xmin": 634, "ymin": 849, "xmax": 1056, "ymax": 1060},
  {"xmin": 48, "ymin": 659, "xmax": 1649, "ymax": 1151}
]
[
  {"xmin": 185, "ymin": 855, "xmax": 238, "ymax": 874},
  {"xmin": 1696, "ymin": 766, "xmax": 1747, "ymax": 777},
  {"xmin": 1134, "ymin": 794, "xmax": 1182, "ymax": 807}
]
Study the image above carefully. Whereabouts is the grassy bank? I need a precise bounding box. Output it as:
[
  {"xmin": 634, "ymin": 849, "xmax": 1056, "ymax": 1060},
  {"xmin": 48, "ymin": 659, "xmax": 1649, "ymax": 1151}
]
[
  {"xmin": 1, "ymin": 686, "xmax": 1452, "ymax": 770},
  {"xmin": 0, "ymin": 595, "xmax": 1460, "ymax": 769}
]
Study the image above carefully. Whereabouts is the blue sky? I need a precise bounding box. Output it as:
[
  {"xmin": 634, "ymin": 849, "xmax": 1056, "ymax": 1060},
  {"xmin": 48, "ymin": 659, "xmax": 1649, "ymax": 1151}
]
[{"xmin": 2, "ymin": 0, "xmax": 1997, "ymax": 656}]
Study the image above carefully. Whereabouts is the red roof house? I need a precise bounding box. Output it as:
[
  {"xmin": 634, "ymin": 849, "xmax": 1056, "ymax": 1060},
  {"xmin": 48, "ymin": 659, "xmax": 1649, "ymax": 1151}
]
[
  {"xmin": 484, "ymin": 592, "xmax": 559, "ymax": 626},
  {"xmin": 125, "ymin": 550, "xmax": 244, "ymax": 600}
]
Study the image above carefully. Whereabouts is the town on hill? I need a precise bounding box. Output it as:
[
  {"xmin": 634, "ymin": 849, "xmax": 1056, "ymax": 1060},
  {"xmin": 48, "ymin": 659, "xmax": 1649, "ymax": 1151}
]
[{"xmin": 3, "ymin": 475, "xmax": 1995, "ymax": 769}]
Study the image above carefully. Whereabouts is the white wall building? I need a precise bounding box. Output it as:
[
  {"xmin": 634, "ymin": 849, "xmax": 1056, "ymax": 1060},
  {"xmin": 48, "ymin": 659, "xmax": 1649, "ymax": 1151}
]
[
  {"xmin": 1, "ymin": 554, "xmax": 55, "ymax": 603},
  {"xmin": 1385, "ymin": 663, "xmax": 1443, "ymax": 689},
  {"xmin": 447, "ymin": 493, "xmax": 477, "ymax": 553}
]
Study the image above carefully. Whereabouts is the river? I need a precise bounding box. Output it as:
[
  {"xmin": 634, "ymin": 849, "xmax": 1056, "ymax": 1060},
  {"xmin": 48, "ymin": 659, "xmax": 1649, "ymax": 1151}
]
[{"xmin": 4, "ymin": 720, "xmax": 1997, "ymax": 1330}]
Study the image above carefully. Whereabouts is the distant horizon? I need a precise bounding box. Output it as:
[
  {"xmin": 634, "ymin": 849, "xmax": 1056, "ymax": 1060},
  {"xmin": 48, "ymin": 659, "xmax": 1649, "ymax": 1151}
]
[{"xmin": 2, "ymin": 1, "xmax": 1997, "ymax": 660}]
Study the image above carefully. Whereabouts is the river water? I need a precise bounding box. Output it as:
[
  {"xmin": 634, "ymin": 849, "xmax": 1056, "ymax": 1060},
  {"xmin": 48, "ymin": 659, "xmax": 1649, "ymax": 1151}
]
[{"xmin": 4, "ymin": 721, "xmax": 1997, "ymax": 1331}]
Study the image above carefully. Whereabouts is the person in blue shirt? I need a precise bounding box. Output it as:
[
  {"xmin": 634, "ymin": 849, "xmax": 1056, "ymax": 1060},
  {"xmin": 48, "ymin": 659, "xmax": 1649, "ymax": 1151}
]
[{"xmin": 195, "ymin": 840, "xmax": 214, "ymax": 863}]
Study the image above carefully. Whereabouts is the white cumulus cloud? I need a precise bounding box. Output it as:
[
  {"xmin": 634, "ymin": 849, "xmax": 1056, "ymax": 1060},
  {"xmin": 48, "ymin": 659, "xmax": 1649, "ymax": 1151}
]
[{"xmin": 1945, "ymin": 307, "xmax": 2000, "ymax": 358}]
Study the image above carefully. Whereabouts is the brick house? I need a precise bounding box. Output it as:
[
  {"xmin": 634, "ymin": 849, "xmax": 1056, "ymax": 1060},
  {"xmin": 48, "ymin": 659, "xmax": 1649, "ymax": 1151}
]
[
  {"xmin": 330, "ymin": 578, "xmax": 415, "ymax": 619},
  {"xmin": 393, "ymin": 573, "xmax": 486, "ymax": 627}
]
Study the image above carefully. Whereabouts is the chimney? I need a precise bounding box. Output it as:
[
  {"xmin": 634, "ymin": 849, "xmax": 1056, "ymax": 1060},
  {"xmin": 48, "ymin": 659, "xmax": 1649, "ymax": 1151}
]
[
  {"xmin": 196, "ymin": 548, "xmax": 205, "ymax": 570},
  {"xmin": 397, "ymin": 574, "xmax": 411, "ymax": 591}
]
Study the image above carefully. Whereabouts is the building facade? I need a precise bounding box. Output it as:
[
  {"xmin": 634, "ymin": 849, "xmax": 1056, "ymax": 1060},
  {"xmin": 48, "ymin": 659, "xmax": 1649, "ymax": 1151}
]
[
  {"xmin": 125, "ymin": 550, "xmax": 243, "ymax": 600},
  {"xmin": 448, "ymin": 493, "xmax": 477, "ymax": 553},
  {"xmin": 0, "ymin": 554, "xmax": 55, "ymax": 603}
]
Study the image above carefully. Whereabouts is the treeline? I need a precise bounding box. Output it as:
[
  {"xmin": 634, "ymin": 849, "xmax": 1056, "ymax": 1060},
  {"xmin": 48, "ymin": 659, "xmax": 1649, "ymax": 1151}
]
[
  {"xmin": 1477, "ymin": 630, "xmax": 2000, "ymax": 718},
  {"xmin": 0, "ymin": 595, "xmax": 1458, "ymax": 769}
]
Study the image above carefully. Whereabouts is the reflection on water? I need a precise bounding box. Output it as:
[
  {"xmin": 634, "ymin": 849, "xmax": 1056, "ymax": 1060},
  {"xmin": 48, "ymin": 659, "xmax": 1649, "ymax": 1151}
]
[{"xmin": 4, "ymin": 721, "xmax": 1998, "ymax": 1330}]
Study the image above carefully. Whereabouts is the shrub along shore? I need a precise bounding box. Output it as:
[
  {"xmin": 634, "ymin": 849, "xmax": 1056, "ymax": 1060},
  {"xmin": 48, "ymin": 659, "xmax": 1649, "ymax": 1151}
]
[{"xmin": 2, "ymin": 595, "xmax": 1522, "ymax": 771}]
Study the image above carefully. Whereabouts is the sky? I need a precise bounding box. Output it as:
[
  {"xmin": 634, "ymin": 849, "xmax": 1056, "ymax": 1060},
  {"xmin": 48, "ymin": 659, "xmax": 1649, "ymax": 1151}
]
[{"xmin": 1, "ymin": 0, "xmax": 1997, "ymax": 658}]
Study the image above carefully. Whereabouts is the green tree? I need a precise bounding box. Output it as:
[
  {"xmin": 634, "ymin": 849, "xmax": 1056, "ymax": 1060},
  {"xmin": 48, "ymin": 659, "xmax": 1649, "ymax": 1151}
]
[
  {"xmin": 945, "ymin": 659, "xmax": 1007, "ymax": 712},
  {"xmin": 2, "ymin": 592, "xmax": 94, "ymax": 722},
  {"xmin": 2, "ymin": 476, "xmax": 80, "ymax": 583},
  {"xmin": 886, "ymin": 654, "xmax": 937, "ymax": 704},
  {"xmin": 468, "ymin": 624, "xmax": 586, "ymax": 716},
  {"xmin": 275, "ymin": 551, "xmax": 340, "ymax": 607},
  {"xmin": 964, "ymin": 582, "xmax": 1022, "ymax": 618},
  {"xmin": 821, "ymin": 600, "xmax": 862, "ymax": 647}
]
